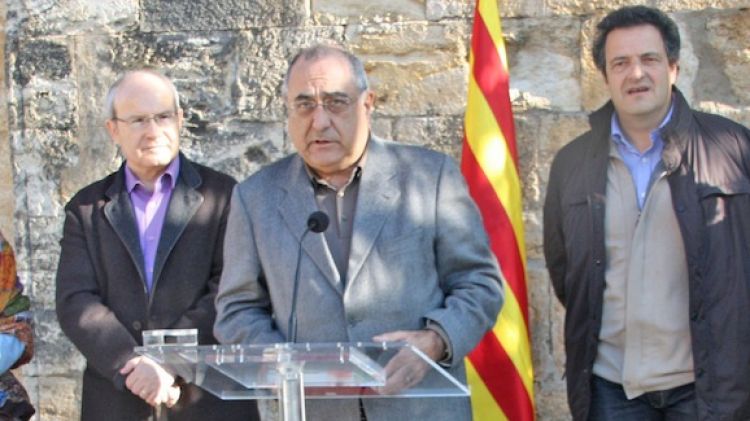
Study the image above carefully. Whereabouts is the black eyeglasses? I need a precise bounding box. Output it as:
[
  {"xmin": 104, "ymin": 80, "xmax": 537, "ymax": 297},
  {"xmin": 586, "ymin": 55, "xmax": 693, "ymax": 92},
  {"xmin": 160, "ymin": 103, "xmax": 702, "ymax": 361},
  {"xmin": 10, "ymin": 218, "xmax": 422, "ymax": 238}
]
[{"xmin": 112, "ymin": 111, "xmax": 177, "ymax": 130}]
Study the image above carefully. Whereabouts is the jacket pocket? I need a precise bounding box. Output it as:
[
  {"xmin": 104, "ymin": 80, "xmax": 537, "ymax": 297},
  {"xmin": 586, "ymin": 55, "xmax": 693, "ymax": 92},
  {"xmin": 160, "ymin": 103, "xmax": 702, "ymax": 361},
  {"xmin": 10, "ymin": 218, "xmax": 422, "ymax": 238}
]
[{"xmin": 696, "ymin": 179, "xmax": 750, "ymax": 199}]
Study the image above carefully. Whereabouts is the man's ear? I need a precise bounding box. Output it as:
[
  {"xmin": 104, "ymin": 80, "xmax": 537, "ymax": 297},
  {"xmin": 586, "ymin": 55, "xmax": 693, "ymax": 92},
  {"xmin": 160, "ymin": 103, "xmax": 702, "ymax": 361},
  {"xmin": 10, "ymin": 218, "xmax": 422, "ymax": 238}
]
[
  {"xmin": 105, "ymin": 119, "xmax": 118, "ymax": 142},
  {"xmin": 363, "ymin": 90, "xmax": 375, "ymax": 116},
  {"xmin": 176, "ymin": 108, "xmax": 184, "ymax": 131},
  {"xmin": 669, "ymin": 61, "xmax": 679, "ymax": 85}
]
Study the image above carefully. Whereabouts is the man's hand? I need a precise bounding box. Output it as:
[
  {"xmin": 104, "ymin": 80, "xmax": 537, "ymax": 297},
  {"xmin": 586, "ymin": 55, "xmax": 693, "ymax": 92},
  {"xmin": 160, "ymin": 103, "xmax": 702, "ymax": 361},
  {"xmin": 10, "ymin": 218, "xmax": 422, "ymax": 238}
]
[
  {"xmin": 372, "ymin": 329, "xmax": 447, "ymax": 394},
  {"xmin": 120, "ymin": 356, "xmax": 180, "ymax": 407}
]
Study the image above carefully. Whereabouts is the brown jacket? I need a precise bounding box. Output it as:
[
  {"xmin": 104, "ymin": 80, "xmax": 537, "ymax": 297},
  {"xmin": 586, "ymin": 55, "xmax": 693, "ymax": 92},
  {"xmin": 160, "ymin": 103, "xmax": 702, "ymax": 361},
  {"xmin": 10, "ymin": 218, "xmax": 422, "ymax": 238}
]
[
  {"xmin": 55, "ymin": 155, "xmax": 258, "ymax": 421},
  {"xmin": 544, "ymin": 88, "xmax": 750, "ymax": 421}
]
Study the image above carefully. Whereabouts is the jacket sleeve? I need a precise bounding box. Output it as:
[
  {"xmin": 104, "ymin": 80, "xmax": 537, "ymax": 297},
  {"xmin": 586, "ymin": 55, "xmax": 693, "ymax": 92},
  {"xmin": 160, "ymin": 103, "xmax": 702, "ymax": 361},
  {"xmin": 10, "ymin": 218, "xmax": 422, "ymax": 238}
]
[
  {"xmin": 422, "ymin": 155, "xmax": 504, "ymax": 364},
  {"xmin": 55, "ymin": 206, "xmax": 139, "ymax": 388},
  {"xmin": 213, "ymin": 185, "xmax": 286, "ymax": 345},
  {"xmin": 543, "ymin": 154, "xmax": 568, "ymax": 306}
]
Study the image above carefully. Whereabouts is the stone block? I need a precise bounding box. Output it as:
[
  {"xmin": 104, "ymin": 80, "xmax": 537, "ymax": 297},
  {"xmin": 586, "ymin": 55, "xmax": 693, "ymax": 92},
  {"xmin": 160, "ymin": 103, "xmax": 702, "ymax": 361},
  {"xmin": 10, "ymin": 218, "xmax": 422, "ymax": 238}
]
[
  {"xmin": 35, "ymin": 376, "xmax": 82, "ymax": 421},
  {"xmin": 25, "ymin": 309, "xmax": 85, "ymax": 377},
  {"xmin": 579, "ymin": 13, "xmax": 609, "ymax": 112},
  {"xmin": 514, "ymin": 110, "xmax": 590, "ymax": 211},
  {"xmin": 505, "ymin": 16, "xmax": 582, "ymax": 112},
  {"xmin": 0, "ymin": 3, "xmax": 13, "ymax": 240},
  {"xmin": 5, "ymin": 0, "xmax": 138, "ymax": 37},
  {"xmin": 425, "ymin": 0, "xmax": 557, "ymax": 20},
  {"xmin": 527, "ymin": 262, "xmax": 569, "ymax": 420},
  {"xmin": 181, "ymin": 122, "xmax": 286, "ymax": 181},
  {"xmin": 313, "ymin": 0, "xmax": 426, "ymax": 24},
  {"xmin": 696, "ymin": 102, "xmax": 750, "ymax": 129},
  {"xmin": 13, "ymin": 38, "xmax": 72, "ymax": 87},
  {"xmin": 543, "ymin": 0, "xmax": 748, "ymax": 16},
  {"xmin": 392, "ymin": 116, "xmax": 464, "ymax": 159},
  {"xmin": 371, "ymin": 117, "xmax": 394, "ymax": 141},
  {"xmin": 705, "ymin": 9, "xmax": 750, "ymax": 104},
  {"xmin": 10, "ymin": 130, "xmax": 75, "ymax": 216},
  {"xmin": 20, "ymin": 79, "xmax": 77, "ymax": 130},
  {"xmin": 141, "ymin": 0, "xmax": 306, "ymax": 31},
  {"xmin": 425, "ymin": 0, "xmax": 473, "ymax": 21},
  {"xmin": 347, "ymin": 22, "xmax": 469, "ymax": 116},
  {"xmin": 234, "ymin": 27, "xmax": 346, "ymax": 122}
]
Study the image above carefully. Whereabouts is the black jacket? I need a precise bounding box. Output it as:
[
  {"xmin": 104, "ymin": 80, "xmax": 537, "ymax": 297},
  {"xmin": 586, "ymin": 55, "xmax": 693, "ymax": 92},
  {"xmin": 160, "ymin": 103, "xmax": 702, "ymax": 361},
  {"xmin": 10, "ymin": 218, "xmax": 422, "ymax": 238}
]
[
  {"xmin": 543, "ymin": 88, "xmax": 750, "ymax": 421},
  {"xmin": 56, "ymin": 155, "xmax": 259, "ymax": 421}
]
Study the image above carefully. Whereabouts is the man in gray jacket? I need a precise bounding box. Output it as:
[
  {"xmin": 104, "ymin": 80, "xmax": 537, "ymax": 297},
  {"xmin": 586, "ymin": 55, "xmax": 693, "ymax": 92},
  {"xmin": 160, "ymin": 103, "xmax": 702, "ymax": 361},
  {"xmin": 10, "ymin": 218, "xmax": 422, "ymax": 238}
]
[
  {"xmin": 544, "ymin": 6, "xmax": 750, "ymax": 421},
  {"xmin": 214, "ymin": 44, "xmax": 503, "ymax": 420}
]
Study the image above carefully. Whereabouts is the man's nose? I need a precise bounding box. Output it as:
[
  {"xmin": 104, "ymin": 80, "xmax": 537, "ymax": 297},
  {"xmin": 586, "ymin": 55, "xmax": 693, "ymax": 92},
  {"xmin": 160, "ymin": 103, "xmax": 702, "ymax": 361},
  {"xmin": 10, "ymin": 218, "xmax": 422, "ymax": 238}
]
[
  {"xmin": 629, "ymin": 62, "xmax": 645, "ymax": 79},
  {"xmin": 310, "ymin": 104, "xmax": 332, "ymax": 130},
  {"xmin": 142, "ymin": 117, "xmax": 160, "ymax": 135}
]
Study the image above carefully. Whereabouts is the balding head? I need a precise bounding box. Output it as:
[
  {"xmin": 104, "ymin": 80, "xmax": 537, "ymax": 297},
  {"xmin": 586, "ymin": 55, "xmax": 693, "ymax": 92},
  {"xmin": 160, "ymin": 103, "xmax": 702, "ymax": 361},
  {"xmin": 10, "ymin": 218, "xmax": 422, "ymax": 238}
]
[{"xmin": 104, "ymin": 69, "xmax": 180, "ymax": 120}]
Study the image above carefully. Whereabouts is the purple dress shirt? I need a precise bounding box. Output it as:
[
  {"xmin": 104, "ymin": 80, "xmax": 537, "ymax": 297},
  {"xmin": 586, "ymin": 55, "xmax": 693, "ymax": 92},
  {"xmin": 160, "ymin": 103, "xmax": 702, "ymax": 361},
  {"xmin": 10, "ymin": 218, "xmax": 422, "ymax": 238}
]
[{"xmin": 124, "ymin": 158, "xmax": 180, "ymax": 292}]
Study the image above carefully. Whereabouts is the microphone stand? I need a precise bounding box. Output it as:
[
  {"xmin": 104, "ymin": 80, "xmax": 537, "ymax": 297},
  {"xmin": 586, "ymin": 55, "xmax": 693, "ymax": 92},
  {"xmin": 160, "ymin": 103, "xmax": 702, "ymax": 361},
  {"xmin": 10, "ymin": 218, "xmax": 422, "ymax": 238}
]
[{"xmin": 288, "ymin": 211, "xmax": 329, "ymax": 343}]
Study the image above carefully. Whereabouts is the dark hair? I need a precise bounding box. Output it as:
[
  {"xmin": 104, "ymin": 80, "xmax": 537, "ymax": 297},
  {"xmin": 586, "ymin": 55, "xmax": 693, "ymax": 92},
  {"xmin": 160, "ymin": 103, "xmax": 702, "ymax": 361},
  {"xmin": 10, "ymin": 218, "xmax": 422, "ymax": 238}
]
[
  {"xmin": 282, "ymin": 44, "xmax": 369, "ymax": 96},
  {"xmin": 592, "ymin": 6, "xmax": 680, "ymax": 75}
]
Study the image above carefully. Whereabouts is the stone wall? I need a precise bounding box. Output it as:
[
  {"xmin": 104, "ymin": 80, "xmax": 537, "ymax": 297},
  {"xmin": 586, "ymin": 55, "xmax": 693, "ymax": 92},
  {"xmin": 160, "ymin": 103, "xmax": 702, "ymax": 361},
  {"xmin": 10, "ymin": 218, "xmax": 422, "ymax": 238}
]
[{"xmin": 2, "ymin": 0, "xmax": 749, "ymax": 419}]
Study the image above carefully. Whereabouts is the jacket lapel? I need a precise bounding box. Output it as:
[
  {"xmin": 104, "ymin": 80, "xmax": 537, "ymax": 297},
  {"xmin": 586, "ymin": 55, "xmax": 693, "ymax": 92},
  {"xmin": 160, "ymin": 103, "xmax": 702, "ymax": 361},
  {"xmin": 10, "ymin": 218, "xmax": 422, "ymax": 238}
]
[
  {"xmin": 346, "ymin": 137, "xmax": 400, "ymax": 288},
  {"xmin": 152, "ymin": 157, "xmax": 203, "ymax": 291},
  {"xmin": 277, "ymin": 156, "xmax": 341, "ymax": 293},
  {"xmin": 103, "ymin": 167, "xmax": 147, "ymax": 285}
]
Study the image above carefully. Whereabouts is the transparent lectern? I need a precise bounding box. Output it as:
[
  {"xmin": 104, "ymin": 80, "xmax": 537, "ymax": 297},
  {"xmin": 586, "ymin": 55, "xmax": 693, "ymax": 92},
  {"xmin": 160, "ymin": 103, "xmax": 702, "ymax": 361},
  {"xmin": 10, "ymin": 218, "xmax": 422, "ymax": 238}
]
[{"xmin": 136, "ymin": 329, "xmax": 470, "ymax": 421}]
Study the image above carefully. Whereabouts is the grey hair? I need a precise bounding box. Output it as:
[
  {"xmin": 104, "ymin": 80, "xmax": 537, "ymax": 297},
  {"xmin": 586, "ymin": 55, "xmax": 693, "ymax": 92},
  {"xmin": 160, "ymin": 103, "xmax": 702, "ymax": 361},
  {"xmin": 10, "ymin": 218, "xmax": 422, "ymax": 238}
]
[
  {"xmin": 281, "ymin": 44, "xmax": 369, "ymax": 97},
  {"xmin": 104, "ymin": 69, "xmax": 181, "ymax": 120}
]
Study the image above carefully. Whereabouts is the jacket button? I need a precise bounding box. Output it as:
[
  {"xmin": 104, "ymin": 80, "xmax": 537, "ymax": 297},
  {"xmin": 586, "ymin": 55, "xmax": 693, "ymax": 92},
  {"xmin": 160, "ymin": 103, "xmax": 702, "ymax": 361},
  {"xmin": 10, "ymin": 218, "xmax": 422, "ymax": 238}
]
[
  {"xmin": 594, "ymin": 259, "xmax": 602, "ymax": 266},
  {"xmin": 132, "ymin": 321, "xmax": 142, "ymax": 331}
]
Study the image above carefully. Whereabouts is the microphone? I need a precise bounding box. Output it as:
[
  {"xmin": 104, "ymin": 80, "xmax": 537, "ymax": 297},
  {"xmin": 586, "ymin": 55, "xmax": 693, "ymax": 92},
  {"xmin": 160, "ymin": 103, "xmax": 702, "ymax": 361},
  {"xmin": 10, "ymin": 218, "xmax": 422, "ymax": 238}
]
[{"xmin": 288, "ymin": 211, "xmax": 329, "ymax": 342}]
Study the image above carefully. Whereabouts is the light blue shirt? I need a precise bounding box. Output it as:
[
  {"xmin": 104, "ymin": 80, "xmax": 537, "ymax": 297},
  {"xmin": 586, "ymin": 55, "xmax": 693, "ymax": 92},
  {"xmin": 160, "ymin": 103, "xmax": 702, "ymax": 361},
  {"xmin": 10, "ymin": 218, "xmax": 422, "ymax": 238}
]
[{"xmin": 611, "ymin": 104, "xmax": 674, "ymax": 210}]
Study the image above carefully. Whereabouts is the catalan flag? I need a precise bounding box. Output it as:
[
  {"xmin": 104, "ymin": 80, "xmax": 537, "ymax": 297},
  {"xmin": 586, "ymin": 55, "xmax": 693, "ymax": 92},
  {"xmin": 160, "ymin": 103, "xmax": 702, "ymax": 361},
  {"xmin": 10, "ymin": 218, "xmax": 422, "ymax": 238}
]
[{"xmin": 461, "ymin": 1, "xmax": 536, "ymax": 420}]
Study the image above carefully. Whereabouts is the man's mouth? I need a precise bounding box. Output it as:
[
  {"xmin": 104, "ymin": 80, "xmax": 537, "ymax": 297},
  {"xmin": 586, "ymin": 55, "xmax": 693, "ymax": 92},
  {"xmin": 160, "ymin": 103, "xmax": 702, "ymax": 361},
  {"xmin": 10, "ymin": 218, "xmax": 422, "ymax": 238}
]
[{"xmin": 627, "ymin": 86, "xmax": 650, "ymax": 95}]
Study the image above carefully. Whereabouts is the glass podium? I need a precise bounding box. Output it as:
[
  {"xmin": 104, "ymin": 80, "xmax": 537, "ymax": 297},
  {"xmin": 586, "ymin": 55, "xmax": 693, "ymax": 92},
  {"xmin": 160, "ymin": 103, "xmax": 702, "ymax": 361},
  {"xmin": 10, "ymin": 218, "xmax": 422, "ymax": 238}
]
[{"xmin": 136, "ymin": 330, "xmax": 470, "ymax": 421}]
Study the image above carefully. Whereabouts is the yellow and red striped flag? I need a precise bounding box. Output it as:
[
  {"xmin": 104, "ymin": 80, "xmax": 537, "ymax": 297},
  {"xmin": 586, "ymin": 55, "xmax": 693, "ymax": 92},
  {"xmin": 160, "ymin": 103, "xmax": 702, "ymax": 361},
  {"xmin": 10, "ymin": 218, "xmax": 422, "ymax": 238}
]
[{"xmin": 461, "ymin": 1, "xmax": 535, "ymax": 420}]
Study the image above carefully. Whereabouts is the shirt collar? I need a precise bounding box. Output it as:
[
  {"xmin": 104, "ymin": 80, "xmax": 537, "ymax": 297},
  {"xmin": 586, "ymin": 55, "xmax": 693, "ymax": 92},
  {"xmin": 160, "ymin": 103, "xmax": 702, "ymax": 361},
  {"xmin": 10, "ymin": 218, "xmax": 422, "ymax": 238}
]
[
  {"xmin": 124, "ymin": 156, "xmax": 180, "ymax": 193},
  {"xmin": 304, "ymin": 142, "xmax": 368, "ymax": 191},
  {"xmin": 611, "ymin": 98, "xmax": 675, "ymax": 153},
  {"xmin": 305, "ymin": 162, "xmax": 364, "ymax": 191}
]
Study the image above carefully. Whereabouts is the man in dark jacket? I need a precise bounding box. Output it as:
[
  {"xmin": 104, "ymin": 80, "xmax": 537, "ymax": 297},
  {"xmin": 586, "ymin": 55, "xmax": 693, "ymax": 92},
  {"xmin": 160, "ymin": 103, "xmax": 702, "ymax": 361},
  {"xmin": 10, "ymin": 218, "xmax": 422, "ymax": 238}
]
[
  {"xmin": 544, "ymin": 6, "xmax": 750, "ymax": 421},
  {"xmin": 55, "ymin": 69, "xmax": 259, "ymax": 421}
]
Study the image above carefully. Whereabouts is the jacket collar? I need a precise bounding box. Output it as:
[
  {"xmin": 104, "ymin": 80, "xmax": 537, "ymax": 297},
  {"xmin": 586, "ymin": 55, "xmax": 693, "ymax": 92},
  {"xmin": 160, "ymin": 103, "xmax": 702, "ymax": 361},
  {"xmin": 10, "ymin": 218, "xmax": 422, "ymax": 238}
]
[
  {"xmin": 274, "ymin": 136, "xmax": 400, "ymax": 293},
  {"xmin": 103, "ymin": 153, "xmax": 203, "ymax": 293},
  {"xmin": 589, "ymin": 86, "xmax": 691, "ymax": 175}
]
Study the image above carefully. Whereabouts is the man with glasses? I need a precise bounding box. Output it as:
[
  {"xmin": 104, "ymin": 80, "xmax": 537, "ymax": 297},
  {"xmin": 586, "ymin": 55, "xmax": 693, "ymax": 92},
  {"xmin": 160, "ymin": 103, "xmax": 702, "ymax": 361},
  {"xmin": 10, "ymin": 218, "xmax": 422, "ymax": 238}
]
[
  {"xmin": 214, "ymin": 45, "xmax": 503, "ymax": 420},
  {"xmin": 55, "ymin": 69, "xmax": 259, "ymax": 421}
]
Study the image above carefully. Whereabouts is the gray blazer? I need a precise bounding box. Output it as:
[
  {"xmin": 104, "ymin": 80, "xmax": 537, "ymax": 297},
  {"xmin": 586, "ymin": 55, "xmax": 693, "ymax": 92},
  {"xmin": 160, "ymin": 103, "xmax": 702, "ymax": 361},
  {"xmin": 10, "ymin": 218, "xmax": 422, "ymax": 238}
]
[{"xmin": 215, "ymin": 137, "xmax": 503, "ymax": 420}]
